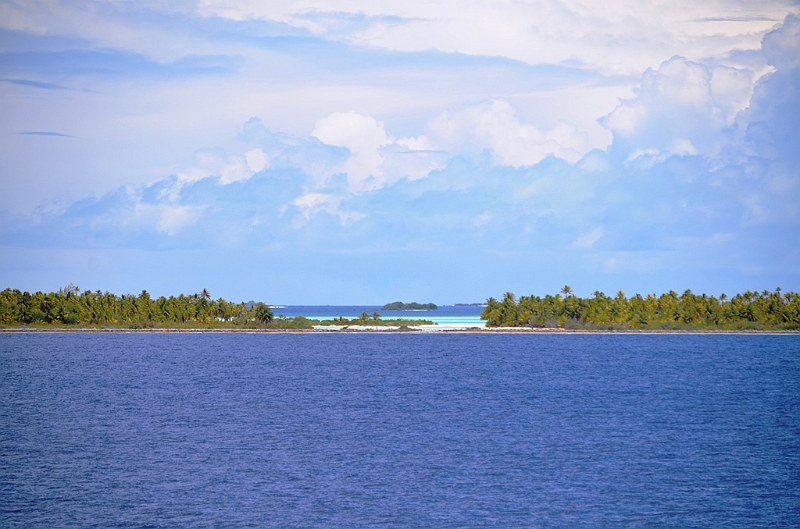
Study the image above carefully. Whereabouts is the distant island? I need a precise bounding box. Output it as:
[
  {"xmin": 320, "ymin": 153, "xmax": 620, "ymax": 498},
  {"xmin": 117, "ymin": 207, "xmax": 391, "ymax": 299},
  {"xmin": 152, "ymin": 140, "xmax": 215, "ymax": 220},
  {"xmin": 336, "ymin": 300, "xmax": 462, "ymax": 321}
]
[
  {"xmin": 381, "ymin": 301, "xmax": 438, "ymax": 311},
  {"xmin": 454, "ymin": 303, "xmax": 487, "ymax": 307}
]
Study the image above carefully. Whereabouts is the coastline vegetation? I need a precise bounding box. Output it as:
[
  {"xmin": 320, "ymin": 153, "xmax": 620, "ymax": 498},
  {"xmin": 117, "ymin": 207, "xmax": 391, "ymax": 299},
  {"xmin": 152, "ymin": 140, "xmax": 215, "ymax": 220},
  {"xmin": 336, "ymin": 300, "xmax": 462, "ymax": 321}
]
[
  {"xmin": 381, "ymin": 301, "xmax": 438, "ymax": 310},
  {"xmin": 482, "ymin": 287, "xmax": 800, "ymax": 330},
  {"xmin": 315, "ymin": 312, "xmax": 434, "ymax": 327},
  {"xmin": 0, "ymin": 286, "xmax": 282, "ymax": 329},
  {"xmin": 0, "ymin": 287, "xmax": 436, "ymax": 330},
  {"xmin": 3, "ymin": 285, "xmax": 798, "ymax": 332}
]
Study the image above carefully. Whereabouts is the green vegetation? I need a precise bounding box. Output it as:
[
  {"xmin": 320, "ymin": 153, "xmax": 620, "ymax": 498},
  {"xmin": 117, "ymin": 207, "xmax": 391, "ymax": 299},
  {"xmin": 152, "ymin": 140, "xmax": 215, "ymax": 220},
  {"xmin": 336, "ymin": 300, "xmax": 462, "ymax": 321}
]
[
  {"xmin": 4, "ymin": 284, "xmax": 796, "ymax": 332},
  {"xmin": 267, "ymin": 315, "xmax": 316, "ymax": 330},
  {"xmin": 0, "ymin": 287, "xmax": 436, "ymax": 330},
  {"xmin": 316, "ymin": 311, "xmax": 434, "ymax": 327},
  {"xmin": 0, "ymin": 285, "xmax": 280, "ymax": 329},
  {"xmin": 482, "ymin": 287, "xmax": 800, "ymax": 330},
  {"xmin": 381, "ymin": 301, "xmax": 438, "ymax": 310}
]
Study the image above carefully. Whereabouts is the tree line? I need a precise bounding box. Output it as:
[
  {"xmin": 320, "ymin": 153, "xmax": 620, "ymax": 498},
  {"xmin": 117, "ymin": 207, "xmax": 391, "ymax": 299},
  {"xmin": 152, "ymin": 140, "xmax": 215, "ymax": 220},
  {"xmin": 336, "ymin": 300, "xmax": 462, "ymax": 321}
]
[
  {"xmin": 481, "ymin": 287, "xmax": 800, "ymax": 330},
  {"xmin": 380, "ymin": 302, "xmax": 438, "ymax": 311},
  {"xmin": 0, "ymin": 286, "xmax": 274, "ymax": 328},
  {"xmin": 318, "ymin": 312, "xmax": 434, "ymax": 327},
  {"xmin": 0, "ymin": 287, "xmax": 436, "ymax": 330}
]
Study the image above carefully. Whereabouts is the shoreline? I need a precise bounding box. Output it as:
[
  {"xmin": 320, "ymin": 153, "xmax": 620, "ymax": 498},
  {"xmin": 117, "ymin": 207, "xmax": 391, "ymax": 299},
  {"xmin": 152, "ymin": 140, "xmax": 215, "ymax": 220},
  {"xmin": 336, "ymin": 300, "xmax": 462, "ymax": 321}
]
[{"xmin": 1, "ymin": 326, "xmax": 797, "ymax": 335}]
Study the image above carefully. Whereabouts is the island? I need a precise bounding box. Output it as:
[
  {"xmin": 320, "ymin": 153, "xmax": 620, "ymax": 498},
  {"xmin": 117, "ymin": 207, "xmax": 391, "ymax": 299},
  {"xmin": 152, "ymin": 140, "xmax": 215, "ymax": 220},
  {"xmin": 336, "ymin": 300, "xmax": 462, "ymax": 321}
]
[
  {"xmin": 481, "ymin": 287, "xmax": 800, "ymax": 331},
  {"xmin": 2, "ymin": 286, "xmax": 798, "ymax": 333},
  {"xmin": 381, "ymin": 301, "xmax": 438, "ymax": 311},
  {"xmin": 0, "ymin": 287, "xmax": 438, "ymax": 331}
]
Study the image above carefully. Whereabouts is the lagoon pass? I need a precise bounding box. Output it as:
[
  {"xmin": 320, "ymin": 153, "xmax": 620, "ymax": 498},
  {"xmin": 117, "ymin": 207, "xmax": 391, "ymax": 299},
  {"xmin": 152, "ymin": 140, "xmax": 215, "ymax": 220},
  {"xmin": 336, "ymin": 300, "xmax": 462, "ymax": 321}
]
[{"xmin": 274, "ymin": 304, "xmax": 487, "ymax": 329}]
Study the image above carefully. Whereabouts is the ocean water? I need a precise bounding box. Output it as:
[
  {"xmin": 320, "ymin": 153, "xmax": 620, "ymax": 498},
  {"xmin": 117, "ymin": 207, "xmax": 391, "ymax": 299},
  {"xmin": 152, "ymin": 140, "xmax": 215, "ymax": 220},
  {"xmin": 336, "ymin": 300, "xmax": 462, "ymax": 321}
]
[
  {"xmin": 273, "ymin": 305, "xmax": 486, "ymax": 325},
  {"xmin": 1, "ymin": 333, "xmax": 798, "ymax": 527}
]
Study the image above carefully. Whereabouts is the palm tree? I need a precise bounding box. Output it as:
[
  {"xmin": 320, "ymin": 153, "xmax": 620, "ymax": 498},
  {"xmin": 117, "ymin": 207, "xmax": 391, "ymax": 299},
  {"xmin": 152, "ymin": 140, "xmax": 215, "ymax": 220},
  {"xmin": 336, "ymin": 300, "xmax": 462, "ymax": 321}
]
[
  {"xmin": 253, "ymin": 303, "xmax": 273, "ymax": 324},
  {"xmin": 561, "ymin": 285, "xmax": 574, "ymax": 297}
]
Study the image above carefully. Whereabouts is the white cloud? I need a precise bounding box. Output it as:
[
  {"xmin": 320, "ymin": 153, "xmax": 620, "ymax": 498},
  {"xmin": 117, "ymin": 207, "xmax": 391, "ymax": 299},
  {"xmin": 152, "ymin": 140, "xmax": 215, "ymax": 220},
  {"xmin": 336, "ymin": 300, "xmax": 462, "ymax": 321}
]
[
  {"xmin": 304, "ymin": 99, "xmax": 595, "ymax": 198},
  {"xmin": 199, "ymin": 0, "xmax": 796, "ymax": 75},
  {"xmin": 312, "ymin": 112, "xmax": 392, "ymax": 191},
  {"xmin": 710, "ymin": 66, "xmax": 756, "ymax": 122},
  {"xmin": 312, "ymin": 112, "xmax": 393, "ymax": 153},
  {"xmin": 604, "ymin": 57, "xmax": 717, "ymax": 139},
  {"xmin": 762, "ymin": 13, "xmax": 800, "ymax": 69},
  {"xmin": 603, "ymin": 55, "xmax": 765, "ymax": 159},
  {"xmin": 245, "ymin": 148, "xmax": 268, "ymax": 173},
  {"xmin": 426, "ymin": 99, "xmax": 591, "ymax": 166},
  {"xmin": 396, "ymin": 135, "xmax": 436, "ymax": 151},
  {"xmin": 156, "ymin": 205, "xmax": 201, "ymax": 235},
  {"xmin": 571, "ymin": 227, "xmax": 604, "ymax": 249},
  {"xmin": 311, "ymin": 112, "xmax": 450, "ymax": 191},
  {"xmin": 650, "ymin": 57, "xmax": 713, "ymax": 106},
  {"xmin": 4, "ymin": 6, "xmax": 798, "ymax": 300},
  {"xmin": 292, "ymin": 192, "xmax": 364, "ymax": 223},
  {"xmin": 381, "ymin": 146, "xmax": 448, "ymax": 183},
  {"xmin": 624, "ymin": 140, "xmax": 697, "ymax": 168},
  {"xmin": 625, "ymin": 148, "xmax": 662, "ymax": 165},
  {"xmin": 671, "ymin": 139, "xmax": 697, "ymax": 156},
  {"xmin": 177, "ymin": 149, "xmax": 256, "ymax": 185},
  {"xmin": 602, "ymin": 103, "xmax": 647, "ymax": 138},
  {"xmin": 4, "ymin": 1, "xmax": 793, "ymax": 219},
  {"xmin": 219, "ymin": 157, "xmax": 252, "ymax": 184}
]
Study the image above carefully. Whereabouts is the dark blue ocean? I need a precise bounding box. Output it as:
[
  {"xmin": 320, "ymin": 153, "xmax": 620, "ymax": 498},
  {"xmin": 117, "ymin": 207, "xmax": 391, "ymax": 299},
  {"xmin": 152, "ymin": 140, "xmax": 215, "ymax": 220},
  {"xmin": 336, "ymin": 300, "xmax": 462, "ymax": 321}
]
[{"xmin": 1, "ymin": 333, "xmax": 798, "ymax": 527}]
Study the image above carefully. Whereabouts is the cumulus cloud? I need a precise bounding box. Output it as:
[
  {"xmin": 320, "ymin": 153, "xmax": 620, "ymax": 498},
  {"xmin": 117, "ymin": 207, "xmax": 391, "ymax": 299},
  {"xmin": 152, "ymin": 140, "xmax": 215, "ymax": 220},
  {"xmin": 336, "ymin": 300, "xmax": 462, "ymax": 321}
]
[
  {"xmin": 312, "ymin": 112, "xmax": 392, "ymax": 191},
  {"xmin": 302, "ymin": 99, "xmax": 596, "ymax": 198},
  {"xmin": 624, "ymin": 140, "xmax": 698, "ymax": 169},
  {"xmin": 156, "ymin": 205, "xmax": 202, "ymax": 235},
  {"xmin": 762, "ymin": 13, "xmax": 800, "ymax": 69},
  {"xmin": 604, "ymin": 58, "xmax": 715, "ymax": 138},
  {"xmin": 3, "ymin": 8, "xmax": 798, "ymax": 299},
  {"xmin": 710, "ymin": 66, "xmax": 756, "ymax": 121},
  {"xmin": 310, "ymin": 112, "xmax": 450, "ymax": 192},
  {"xmin": 292, "ymin": 192, "xmax": 364, "ymax": 223},
  {"xmin": 177, "ymin": 149, "xmax": 256, "ymax": 185},
  {"xmin": 426, "ymin": 99, "xmax": 592, "ymax": 166},
  {"xmin": 742, "ymin": 15, "xmax": 800, "ymax": 146},
  {"xmin": 13, "ymin": 10, "xmax": 797, "ymax": 247},
  {"xmin": 396, "ymin": 135, "xmax": 436, "ymax": 151},
  {"xmin": 380, "ymin": 146, "xmax": 448, "ymax": 183},
  {"xmin": 602, "ymin": 55, "xmax": 764, "ymax": 161},
  {"xmin": 245, "ymin": 148, "xmax": 268, "ymax": 173}
]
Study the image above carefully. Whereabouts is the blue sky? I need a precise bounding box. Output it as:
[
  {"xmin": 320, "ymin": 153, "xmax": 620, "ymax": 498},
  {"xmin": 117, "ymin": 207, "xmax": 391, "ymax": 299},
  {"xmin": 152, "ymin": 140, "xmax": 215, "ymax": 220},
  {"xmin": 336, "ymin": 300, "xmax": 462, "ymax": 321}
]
[{"xmin": 1, "ymin": 1, "xmax": 798, "ymax": 304}]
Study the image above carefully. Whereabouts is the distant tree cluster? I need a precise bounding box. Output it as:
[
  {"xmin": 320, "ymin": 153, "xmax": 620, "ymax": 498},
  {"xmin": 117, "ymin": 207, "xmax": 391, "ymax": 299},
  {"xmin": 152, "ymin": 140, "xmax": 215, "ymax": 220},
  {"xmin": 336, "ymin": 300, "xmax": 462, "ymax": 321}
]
[
  {"xmin": 0, "ymin": 286, "xmax": 274, "ymax": 328},
  {"xmin": 482, "ymin": 287, "xmax": 800, "ymax": 330},
  {"xmin": 317, "ymin": 311, "xmax": 434, "ymax": 327},
  {"xmin": 381, "ymin": 301, "xmax": 438, "ymax": 310}
]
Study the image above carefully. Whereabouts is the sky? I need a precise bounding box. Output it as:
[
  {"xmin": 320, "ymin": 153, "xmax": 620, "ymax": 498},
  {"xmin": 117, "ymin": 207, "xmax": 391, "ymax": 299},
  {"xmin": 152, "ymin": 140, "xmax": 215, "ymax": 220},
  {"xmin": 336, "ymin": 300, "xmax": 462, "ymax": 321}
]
[{"xmin": 1, "ymin": 0, "xmax": 799, "ymax": 304}]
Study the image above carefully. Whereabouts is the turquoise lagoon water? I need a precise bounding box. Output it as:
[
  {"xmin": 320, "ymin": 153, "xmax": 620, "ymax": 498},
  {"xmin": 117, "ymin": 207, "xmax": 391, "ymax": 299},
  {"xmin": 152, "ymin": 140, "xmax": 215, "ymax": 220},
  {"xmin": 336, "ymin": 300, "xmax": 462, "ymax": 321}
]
[{"xmin": 273, "ymin": 305, "xmax": 486, "ymax": 325}]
